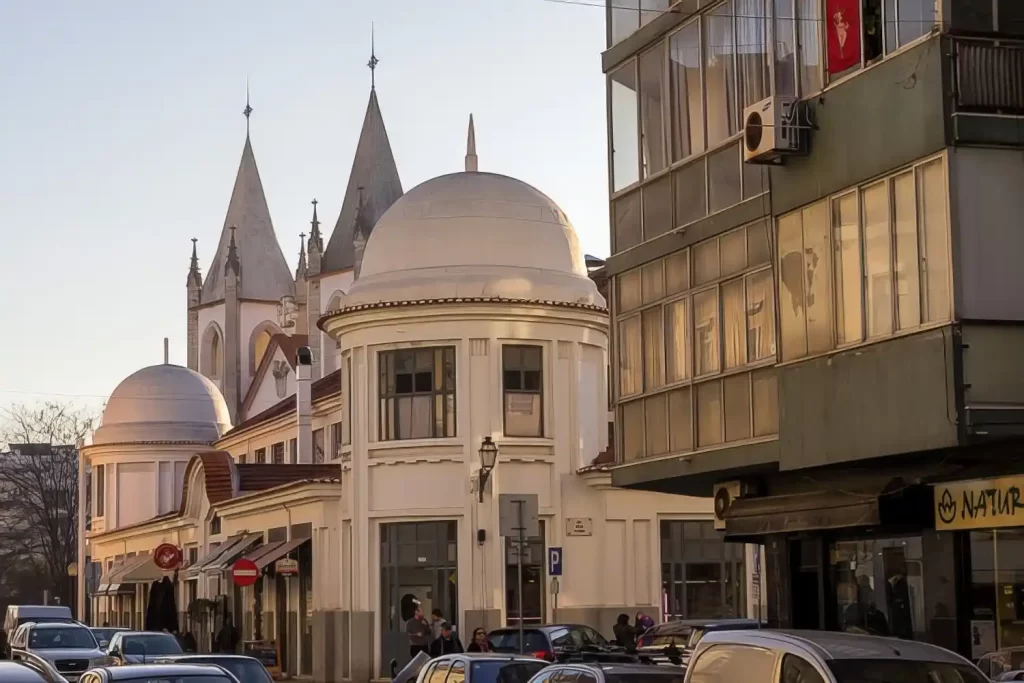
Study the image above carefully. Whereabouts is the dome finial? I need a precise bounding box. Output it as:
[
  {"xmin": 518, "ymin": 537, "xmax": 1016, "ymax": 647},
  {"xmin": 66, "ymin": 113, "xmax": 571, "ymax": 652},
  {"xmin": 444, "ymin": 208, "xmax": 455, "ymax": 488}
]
[{"xmin": 465, "ymin": 113, "xmax": 478, "ymax": 172}]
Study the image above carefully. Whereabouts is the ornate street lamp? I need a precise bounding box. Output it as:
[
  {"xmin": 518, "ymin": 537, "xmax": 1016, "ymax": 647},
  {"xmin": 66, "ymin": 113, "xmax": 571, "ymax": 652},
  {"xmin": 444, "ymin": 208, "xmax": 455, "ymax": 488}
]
[{"xmin": 478, "ymin": 436, "xmax": 498, "ymax": 502}]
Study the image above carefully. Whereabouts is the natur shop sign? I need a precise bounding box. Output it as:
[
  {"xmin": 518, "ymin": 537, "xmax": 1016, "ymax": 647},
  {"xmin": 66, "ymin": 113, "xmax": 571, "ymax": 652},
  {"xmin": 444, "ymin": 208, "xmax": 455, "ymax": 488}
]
[{"xmin": 934, "ymin": 475, "xmax": 1024, "ymax": 531}]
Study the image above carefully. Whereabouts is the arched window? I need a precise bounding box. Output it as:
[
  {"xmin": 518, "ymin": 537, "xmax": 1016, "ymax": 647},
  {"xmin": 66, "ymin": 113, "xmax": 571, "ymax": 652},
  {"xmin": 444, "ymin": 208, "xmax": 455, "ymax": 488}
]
[
  {"xmin": 248, "ymin": 321, "xmax": 283, "ymax": 375},
  {"xmin": 201, "ymin": 323, "xmax": 224, "ymax": 381}
]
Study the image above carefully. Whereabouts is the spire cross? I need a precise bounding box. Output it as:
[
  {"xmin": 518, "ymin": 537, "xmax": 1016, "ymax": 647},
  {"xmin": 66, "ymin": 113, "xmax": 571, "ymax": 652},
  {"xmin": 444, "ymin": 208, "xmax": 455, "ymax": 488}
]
[
  {"xmin": 367, "ymin": 23, "xmax": 379, "ymax": 90},
  {"xmin": 243, "ymin": 78, "xmax": 253, "ymax": 135}
]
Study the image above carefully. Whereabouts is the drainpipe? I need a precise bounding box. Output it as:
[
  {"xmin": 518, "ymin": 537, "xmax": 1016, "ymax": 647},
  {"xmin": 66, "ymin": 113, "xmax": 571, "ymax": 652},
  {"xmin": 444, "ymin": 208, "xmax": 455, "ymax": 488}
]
[{"xmin": 76, "ymin": 442, "xmax": 87, "ymax": 621}]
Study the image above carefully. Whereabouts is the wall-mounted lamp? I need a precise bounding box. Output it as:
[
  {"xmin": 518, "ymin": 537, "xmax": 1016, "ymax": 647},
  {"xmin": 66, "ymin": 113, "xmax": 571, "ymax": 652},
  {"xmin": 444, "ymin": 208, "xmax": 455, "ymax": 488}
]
[{"xmin": 478, "ymin": 436, "xmax": 498, "ymax": 503}]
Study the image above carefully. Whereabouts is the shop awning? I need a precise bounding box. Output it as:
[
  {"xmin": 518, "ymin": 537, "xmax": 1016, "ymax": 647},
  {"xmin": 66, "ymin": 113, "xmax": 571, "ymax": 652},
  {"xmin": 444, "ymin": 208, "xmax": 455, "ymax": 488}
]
[
  {"xmin": 101, "ymin": 555, "xmax": 152, "ymax": 594},
  {"xmin": 249, "ymin": 537, "xmax": 308, "ymax": 570},
  {"xmin": 204, "ymin": 532, "xmax": 264, "ymax": 572},
  {"xmin": 724, "ymin": 490, "xmax": 880, "ymax": 539},
  {"xmin": 186, "ymin": 532, "xmax": 260, "ymax": 576},
  {"xmin": 120, "ymin": 553, "xmax": 177, "ymax": 585}
]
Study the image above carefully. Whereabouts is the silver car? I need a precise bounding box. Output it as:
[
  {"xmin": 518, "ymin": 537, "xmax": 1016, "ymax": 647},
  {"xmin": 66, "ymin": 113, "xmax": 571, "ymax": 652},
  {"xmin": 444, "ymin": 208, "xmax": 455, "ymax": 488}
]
[
  {"xmin": 0, "ymin": 656, "xmax": 70, "ymax": 683},
  {"xmin": 79, "ymin": 664, "xmax": 236, "ymax": 683},
  {"xmin": 685, "ymin": 630, "xmax": 987, "ymax": 683},
  {"xmin": 9, "ymin": 622, "xmax": 112, "ymax": 681}
]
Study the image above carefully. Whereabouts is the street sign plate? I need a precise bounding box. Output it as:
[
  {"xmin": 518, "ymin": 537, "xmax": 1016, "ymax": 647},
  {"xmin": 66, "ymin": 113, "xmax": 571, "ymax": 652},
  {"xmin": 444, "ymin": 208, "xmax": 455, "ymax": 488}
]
[
  {"xmin": 498, "ymin": 494, "xmax": 540, "ymax": 538},
  {"xmin": 232, "ymin": 558, "xmax": 260, "ymax": 587},
  {"xmin": 548, "ymin": 547, "xmax": 562, "ymax": 576}
]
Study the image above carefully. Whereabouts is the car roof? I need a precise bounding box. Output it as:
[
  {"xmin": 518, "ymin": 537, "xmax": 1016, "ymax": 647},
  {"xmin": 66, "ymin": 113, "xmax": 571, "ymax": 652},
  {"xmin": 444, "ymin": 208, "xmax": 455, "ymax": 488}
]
[
  {"xmin": 25, "ymin": 621, "xmax": 89, "ymax": 629},
  {"xmin": 491, "ymin": 624, "xmax": 591, "ymax": 633},
  {"xmin": 434, "ymin": 653, "xmax": 545, "ymax": 661},
  {"xmin": 114, "ymin": 631, "xmax": 177, "ymax": 637},
  {"xmin": 649, "ymin": 619, "xmax": 762, "ymax": 632},
  {"xmin": 698, "ymin": 630, "xmax": 973, "ymax": 665},
  {"xmin": 156, "ymin": 654, "xmax": 259, "ymax": 661},
  {"xmin": 0, "ymin": 661, "xmax": 51, "ymax": 683},
  {"xmin": 556, "ymin": 663, "xmax": 683, "ymax": 674},
  {"xmin": 95, "ymin": 663, "xmax": 232, "ymax": 679}
]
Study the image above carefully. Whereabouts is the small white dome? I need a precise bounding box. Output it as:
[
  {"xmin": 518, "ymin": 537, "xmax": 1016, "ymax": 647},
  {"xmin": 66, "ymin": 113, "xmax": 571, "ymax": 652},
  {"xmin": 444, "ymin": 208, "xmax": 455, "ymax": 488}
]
[
  {"xmin": 93, "ymin": 364, "xmax": 232, "ymax": 446},
  {"xmin": 348, "ymin": 172, "xmax": 605, "ymax": 308}
]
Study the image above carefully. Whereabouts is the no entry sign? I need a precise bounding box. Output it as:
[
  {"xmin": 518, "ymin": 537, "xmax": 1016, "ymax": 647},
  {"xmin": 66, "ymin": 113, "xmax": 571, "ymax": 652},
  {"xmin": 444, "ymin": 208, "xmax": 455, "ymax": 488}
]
[{"xmin": 231, "ymin": 558, "xmax": 260, "ymax": 587}]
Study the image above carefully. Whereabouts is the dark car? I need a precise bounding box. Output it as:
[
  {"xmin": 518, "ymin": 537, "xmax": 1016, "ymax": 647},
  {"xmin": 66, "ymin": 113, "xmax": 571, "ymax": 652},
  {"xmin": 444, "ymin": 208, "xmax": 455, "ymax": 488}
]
[
  {"xmin": 104, "ymin": 631, "xmax": 183, "ymax": 665},
  {"xmin": 79, "ymin": 663, "xmax": 235, "ymax": 683},
  {"xmin": 153, "ymin": 654, "xmax": 271, "ymax": 683},
  {"xmin": 488, "ymin": 626, "xmax": 632, "ymax": 663},
  {"xmin": 635, "ymin": 619, "xmax": 764, "ymax": 667},
  {"xmin": 88, "ymin": 629, "xmax": 128, "ymax": 650},
  {"xmin": 528, "ymin": 662, "xmax": 686, "ymax": 683},
  {"xmin": 414, "ymin": 653, "xmax": 551, "ymax": 683}
]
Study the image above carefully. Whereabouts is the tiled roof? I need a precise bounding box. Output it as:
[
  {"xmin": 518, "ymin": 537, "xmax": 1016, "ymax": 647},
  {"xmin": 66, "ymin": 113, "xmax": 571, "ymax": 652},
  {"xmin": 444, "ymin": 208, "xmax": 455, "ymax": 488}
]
[
  {"xmin": 179, "ymin": 451, "xmax": 236, "ymax": 512},
  {"xmin": 318, "ymin": 297, "xmax": 608, "ymax": 330},
  {"xmin": 236, "ymin": 463, "xmax": 340, "ymax": 492},
  {"xmin": 225, "ymin": 369, "xmax": 341, "ymax": 436}
]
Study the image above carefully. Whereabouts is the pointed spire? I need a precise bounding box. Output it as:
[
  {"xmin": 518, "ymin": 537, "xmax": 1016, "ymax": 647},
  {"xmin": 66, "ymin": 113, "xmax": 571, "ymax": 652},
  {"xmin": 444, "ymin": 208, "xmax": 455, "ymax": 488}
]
[
  {"xmin": 367, "ymin": 23, "xmax": 379, "ymax": 91},
  {"xmin": 465, "ymin": 113, "xmax": 478, "ymax": 172},
  {"xmin": 225, "ymin": 226, "xmax": 241, "ymax": 276},
  {"xmin": 309, "ymin": 198, "xmax": 323, "ymax": 252},
  {"xmin": 296, "ymin": 232, "xmax": 307, "ymax": 280},
  {"xmin": 187, "ymin": 238, "xmax": 203, "ymax": 288},
  {"xmin": 244, "ymin": 77, "xmax": 253, "ymax": 137}
]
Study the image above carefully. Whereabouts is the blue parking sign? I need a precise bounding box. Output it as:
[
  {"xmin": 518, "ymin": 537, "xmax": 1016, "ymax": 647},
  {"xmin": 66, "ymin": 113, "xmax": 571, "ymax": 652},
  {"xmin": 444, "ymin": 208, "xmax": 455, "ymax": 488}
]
[{"xmin": 548, "ymin": 547, "xmax": 563, "ymax": 576}]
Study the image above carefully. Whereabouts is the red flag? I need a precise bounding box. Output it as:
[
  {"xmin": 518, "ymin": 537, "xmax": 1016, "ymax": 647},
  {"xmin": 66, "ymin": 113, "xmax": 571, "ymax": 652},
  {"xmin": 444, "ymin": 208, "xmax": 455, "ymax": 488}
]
[{"xmin": 826, "ymin": 0, "xmax": 861, "ymax": 74}]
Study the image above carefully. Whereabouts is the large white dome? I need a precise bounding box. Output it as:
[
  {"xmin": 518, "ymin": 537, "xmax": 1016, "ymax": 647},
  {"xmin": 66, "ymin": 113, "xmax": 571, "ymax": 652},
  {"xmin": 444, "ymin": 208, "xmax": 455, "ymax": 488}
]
[
  {"xmin": 346, "ymin": 171, "xmax": 605, "ymax": 308},
  {"xmin": 93, "ymin": 364, "xmax": 232, "ymax": 446}
]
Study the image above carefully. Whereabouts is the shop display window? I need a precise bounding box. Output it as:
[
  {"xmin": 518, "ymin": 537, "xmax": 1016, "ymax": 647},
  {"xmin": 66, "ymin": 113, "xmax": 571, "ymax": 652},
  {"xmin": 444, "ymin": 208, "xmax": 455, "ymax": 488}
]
[{"xmin": 970, "ymin": 529, "xmax": 1024, "ymax": 656}]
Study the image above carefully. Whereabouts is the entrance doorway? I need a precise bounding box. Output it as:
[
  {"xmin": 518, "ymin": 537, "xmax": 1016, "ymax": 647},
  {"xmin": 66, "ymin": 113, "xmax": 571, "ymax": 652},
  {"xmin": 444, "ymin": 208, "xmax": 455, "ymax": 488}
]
[
  {"xmin": 505, "ymin": 521, "xmax": 546, "ymax": 625},
  {"xmin": 379, "ymin": 521, "xmax": 458, "ymax": 673},
  {"xmin": 790, "ymin": 538, "xmax": 822, "ymax": 630}
]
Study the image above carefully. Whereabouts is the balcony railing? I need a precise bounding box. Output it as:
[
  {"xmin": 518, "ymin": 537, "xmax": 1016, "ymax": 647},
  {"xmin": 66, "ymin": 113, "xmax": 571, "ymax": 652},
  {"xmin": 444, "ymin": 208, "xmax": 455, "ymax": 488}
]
[{"xmin": 956, "ymin": 38, "xmax": 1024, "ymax": 112}]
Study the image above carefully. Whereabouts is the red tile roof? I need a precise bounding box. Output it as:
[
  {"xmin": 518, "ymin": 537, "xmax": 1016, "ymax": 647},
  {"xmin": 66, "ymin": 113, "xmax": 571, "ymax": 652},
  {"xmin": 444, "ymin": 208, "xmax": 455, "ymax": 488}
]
[{"xmin": 236, "ymin": 463, "xmax": 340, "ymax": 492}]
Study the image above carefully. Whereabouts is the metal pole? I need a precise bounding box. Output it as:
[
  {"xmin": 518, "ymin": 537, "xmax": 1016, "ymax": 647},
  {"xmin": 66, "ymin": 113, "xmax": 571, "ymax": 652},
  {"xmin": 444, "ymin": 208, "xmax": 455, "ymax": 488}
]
[{"xmin": 516, "ymin": 500, "xmax": 525, "ymax": 655}]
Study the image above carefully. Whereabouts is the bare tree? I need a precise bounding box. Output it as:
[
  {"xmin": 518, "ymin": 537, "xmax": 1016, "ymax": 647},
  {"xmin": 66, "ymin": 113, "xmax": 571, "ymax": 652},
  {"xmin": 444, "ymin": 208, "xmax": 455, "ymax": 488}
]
[{"xmin": 0, "ymin": 402, "xmax": 96, "ymax": 605}]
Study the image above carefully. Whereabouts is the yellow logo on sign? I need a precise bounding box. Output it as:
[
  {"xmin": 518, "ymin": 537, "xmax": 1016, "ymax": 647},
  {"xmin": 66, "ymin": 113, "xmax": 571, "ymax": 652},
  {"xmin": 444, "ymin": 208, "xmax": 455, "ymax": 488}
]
[{"xmin": 934, "ymin": 476, "xmax": 1024, "ymax": 530}]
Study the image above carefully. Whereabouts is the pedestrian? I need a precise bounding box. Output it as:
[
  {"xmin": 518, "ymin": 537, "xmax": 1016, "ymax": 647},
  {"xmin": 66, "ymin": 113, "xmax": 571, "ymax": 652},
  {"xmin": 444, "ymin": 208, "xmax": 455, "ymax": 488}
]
[
  {"xmin": 215, "ymin": 615, "xmax": 239, "ymax": 654},
  {"xmin": 429, "ymin": 621, "xmax": 464, "ymax": 657},
  {"xmin": 634, "ymin": 612, "xmax": 655, "ymax": 638},
  {"xmin": 613, "ymin": 614, "xmax": 636, "ymax": 648},
  {"xmin": 406, "ymin": 607, "xmax": 432, "ymax": 658},
  {"xmin": 430, "ymin": 609, "xmax": 445, "ymax": 642},
  {"xmin": 466, "ymin": 627, "xmax": 491, "ymax": 652}
]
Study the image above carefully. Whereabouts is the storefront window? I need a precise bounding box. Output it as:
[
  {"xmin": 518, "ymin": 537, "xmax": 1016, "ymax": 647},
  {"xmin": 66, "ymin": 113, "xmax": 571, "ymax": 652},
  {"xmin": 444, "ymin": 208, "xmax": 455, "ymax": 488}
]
[
  {"xmin": 660, "ymin": 520, "xmax": 745, "ymax": 620},
  {"xmin": 970, "ymin": 529, "xmax": 1024, "ymax": 656},
  {"xmin": 830, "ymin": 537, "xmax": 926, "ymax": 641}
]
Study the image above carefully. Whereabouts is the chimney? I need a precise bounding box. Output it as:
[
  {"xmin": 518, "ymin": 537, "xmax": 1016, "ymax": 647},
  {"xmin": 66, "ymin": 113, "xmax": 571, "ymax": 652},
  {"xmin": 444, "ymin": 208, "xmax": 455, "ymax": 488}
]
[
  {"xmin": 296, "ymin": 346, "xmax": 313, "ymax": 464},
  {"xmin": 164, "ymin": 338, "xmax": 169, "ymax": 364}
]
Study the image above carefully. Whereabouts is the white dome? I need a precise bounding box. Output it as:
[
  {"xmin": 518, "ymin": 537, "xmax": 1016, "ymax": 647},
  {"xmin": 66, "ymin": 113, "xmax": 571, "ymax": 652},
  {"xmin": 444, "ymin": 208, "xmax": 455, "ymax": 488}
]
[
  {"xmin": 93, "ymin": 364, "xmax": 232, "ymax": 446},
  {"xmin": 347, "ymin": 172, "xmax": 605, "ymax": 308}
]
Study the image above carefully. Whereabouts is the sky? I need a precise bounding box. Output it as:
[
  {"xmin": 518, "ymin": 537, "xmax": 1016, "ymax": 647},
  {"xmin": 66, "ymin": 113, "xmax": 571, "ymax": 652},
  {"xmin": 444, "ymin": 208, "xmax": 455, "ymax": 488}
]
[{"xmin": 0, "ymin": 0, "xmax": 610, "ymax": 415}]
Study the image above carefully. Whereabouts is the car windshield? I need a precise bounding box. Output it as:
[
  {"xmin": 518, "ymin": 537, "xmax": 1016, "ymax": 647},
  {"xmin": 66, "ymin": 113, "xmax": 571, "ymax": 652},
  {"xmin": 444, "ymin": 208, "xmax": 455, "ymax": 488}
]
[
  {"xmin": 489, "ymin": 631, "xmax": 550, "ymax": 653},
  {"xmin": 17, "ymin": 617, "xmax": 71, "ymax": 626},
  {"xmin": 827, "ymin": 659, "xmax": 988, "ymax": 683},
  {"xmin": 91, "ymin": 629, "xmax": 122, "ymax": 643},
  {"xmin": 28, "ymin": 628, "xmax": 97, "ymax": 649},
  {"xmin": 122, "ymin": 635, "xmax": 184, "ymax": 655},
  {"xmin": 180, "ymin": 658, "xmax": 272, "ymax": 683},
  {"xmin": 606, "ymin": 674, "xmax": 687, "ymax": 683},
  {"xmin": 470, "ymin": 660, "xmax": 549, "ymax": 683}
]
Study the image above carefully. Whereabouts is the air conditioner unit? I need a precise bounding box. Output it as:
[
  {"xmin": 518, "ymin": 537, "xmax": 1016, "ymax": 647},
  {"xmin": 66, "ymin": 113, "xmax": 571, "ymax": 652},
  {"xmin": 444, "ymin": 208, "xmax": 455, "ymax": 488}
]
[
  {"xmin": 743, "ymin": 96, "xmax": 803, "ymax": 164},
  {"xmin": 713, "ymin": 480, "xmax": 754, "ymax": 530}
]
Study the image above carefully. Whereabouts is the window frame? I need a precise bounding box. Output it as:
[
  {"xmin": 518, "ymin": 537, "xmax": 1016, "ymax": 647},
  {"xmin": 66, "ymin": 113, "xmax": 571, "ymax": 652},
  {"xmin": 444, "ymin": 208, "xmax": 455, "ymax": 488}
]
[
  {"xmin": 254, "ymin": 447, "xmax": 267, "ymax": 464},
  {"xmin": 271, "ymin": 442, "xmax": 285, "ymax": 464},
  {"xmin": 95, "ymin": 464, "xmax": 105, "ymax": 518},
  {"xmin": 377, "ymin": 346, "xmax": 458, "ymax": 442},
  {"xmin": 501, "ymin": 344, "xmax": 545, "ymax": 438},
  {"xmin": 775, "ymin": 152, "xmax": 952, "ymax": 366}
]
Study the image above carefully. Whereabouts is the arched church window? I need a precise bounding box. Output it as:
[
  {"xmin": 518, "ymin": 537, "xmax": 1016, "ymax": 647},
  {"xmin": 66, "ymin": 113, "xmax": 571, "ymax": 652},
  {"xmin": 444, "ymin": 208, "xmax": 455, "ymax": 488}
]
[
  {"xmin": 210, "ymin": 334, "xmax": 221, "ymax": 378},
  {"xmin": 201, "ymin": 323, "xmax": 224, "ymax": 381},
  {"xmin": 248, "ymin": 322, "xmax": 282, "ymax": 375},
  {"xmin": 253, "ymin": 329, "xmax": 272, "ymax": 370}
]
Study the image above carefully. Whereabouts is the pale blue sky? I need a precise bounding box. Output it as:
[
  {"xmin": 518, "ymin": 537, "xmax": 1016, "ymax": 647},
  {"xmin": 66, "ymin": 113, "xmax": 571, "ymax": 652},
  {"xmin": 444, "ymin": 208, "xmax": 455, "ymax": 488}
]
[{"xmin": 0, "ymin": 1, "xmax": 610, "ymax": 413}]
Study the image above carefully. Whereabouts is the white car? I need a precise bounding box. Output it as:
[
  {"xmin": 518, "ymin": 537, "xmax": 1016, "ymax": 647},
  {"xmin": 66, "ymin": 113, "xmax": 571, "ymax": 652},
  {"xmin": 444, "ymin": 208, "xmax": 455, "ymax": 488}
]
[{"xmin": 9, "ymin": 622, "xmax": 111, "ymax": 682}]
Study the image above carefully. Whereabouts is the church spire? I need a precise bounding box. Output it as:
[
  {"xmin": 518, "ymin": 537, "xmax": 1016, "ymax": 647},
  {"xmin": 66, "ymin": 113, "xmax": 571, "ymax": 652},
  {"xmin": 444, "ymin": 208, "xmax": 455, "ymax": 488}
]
[
  {"xmin": 296, "ymin": 232, "xmax": 307, "ymax": 279},
  {"xmin": 465, "ymin": 113, "xmax": 478, "ymax": 172},
  {"xmin": 368, "ymin": 23, "xmax": 379, "ymax": 91},
  {"xmin": 225, "ymin": 226, "xmax": 241, "ymax": 276},
  {"xmin": 309, "ymin": 198, "xmax": 323, "ymax": 252},
  {"xmin": 244, "ymin": 77, "xmax": 253, "ymax": 137},
  {"xmin": 187, "ymin": 238, "xmax": 203, "ymax": 288}
]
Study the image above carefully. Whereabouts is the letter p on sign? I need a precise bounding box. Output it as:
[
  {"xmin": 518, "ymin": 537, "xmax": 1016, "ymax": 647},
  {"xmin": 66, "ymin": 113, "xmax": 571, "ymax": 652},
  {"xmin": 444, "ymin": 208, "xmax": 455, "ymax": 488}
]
[{"xmin": 548, "ymin": 547, "xmax": 562, "ymax": 576}]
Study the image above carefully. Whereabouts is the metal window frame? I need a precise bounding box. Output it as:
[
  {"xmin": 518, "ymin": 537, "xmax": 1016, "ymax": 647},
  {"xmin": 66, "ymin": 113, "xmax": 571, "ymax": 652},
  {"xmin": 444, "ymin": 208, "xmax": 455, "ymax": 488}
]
[{"xmin": 377, "ymin": 347, "xmax": 458, "ymax": 442}]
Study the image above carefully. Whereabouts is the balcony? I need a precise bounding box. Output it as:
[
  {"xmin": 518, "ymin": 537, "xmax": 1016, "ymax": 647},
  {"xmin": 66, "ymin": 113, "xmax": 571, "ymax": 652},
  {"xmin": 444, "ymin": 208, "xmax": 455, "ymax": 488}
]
[{"xmin": 951, "ymin": 37, "xmax": 1024, "ymax": 145}]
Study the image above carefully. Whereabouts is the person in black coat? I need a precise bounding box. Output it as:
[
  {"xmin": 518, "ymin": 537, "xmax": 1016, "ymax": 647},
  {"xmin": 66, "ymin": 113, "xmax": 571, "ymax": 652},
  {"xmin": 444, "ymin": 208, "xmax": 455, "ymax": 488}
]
[{"xmin": 429, "ymin": 622, "xmax": 463, "ymax": 657}]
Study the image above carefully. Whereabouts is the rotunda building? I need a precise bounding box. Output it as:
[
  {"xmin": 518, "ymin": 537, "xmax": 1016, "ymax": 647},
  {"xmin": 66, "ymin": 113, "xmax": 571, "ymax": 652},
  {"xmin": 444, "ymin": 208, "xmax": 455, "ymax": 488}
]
[
  {"xmin": 85, "ymin": 362, "xmax": 232, "ymax": 533},
  {"xmin": 317, "ymin": 122, "xmax": 714, "ymax": 679}
]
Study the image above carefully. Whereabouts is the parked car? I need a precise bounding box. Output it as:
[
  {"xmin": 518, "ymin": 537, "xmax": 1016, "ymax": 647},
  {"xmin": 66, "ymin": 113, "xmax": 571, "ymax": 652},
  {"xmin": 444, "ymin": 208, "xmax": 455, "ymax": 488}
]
[
  {"xmin": 489, "ymin": 625, "xmax": 631, "ymax": 663},
  {"xmin": 78, "ymin": 664, "xmax": 235, "ymax": 683},
  {"xmin": 3, "ymin": 606, "xmax": 75, "ymax": 658},
  {"xmin": 87, "ymin": 630, "xmax": 128, "ymax": 650},
  {"xmin": 635, "ymin": 618, "xmax": 764, "ymax": 666},
  {"xmin": 527, "ymin": 662, "xmax": 686, "ymax": 683},
  {"xmin": 413, "ymin": 652, "xmax": 551, "ymax": 683},
  {"xmin": 104, "ymin": 631, "xmax": 183, "ymax": 665},
  {"xmin": 9, "ymin": 622, "xmax": 112, "ymax": 682},
  {"xmin": 1, "ymin": 655, "xmax": 71, "ymax": 683},
  {"xmin": 978, "ymin": 647, "xmax": 1024, "ymax": 680},
  {"xmin": 685, "ymin": 629, "xmax": 987, "ymax": 683},
  {"xmin": 153, "ymin": 654, "xmax": 272, "ymax": 683}
]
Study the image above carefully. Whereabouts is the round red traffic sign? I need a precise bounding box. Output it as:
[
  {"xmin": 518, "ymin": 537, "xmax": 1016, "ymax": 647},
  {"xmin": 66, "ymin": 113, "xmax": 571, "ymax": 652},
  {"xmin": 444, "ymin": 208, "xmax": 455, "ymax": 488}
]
[
  {"xmin": 153, "ymin": 543, "xmax": 182, "ymax": 571},
  {"xmin": 231, "ymin": 558, "xmax": 260, "ymax": 587}
]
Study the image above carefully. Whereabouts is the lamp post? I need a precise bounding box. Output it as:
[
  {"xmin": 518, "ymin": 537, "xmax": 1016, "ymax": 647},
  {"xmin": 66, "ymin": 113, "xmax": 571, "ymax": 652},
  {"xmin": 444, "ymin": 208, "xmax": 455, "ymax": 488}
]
[{"xmin": 478, "ymin": 436, "xmax": 498, "ymax": 502}]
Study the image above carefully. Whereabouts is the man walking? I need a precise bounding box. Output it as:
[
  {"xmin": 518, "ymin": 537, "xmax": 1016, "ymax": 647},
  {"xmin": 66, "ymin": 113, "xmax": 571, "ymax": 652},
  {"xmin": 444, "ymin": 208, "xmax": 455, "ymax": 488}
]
[{"xmin": 406, "ymin": 607, "xmax": 432, "ymax": 658}]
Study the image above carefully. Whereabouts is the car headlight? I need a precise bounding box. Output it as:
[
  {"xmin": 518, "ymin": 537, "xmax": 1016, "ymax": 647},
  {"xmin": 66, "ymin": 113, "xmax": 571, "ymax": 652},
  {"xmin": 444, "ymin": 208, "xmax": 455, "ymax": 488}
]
[{"xmin": 90, "ymin": 656, "xmax": 115, "ymax": 666}]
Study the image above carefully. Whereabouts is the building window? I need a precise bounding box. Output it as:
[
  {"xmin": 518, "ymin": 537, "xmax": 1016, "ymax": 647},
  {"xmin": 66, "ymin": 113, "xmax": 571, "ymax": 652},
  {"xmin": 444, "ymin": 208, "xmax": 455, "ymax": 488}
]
[
  {"xmin": 313, "ymin": 428, "xmax": 325, "ymax": 463},
  {"xmin": 505, "ymin": 520, "xmax": 547, "ymax": 626},
  {"xmin": 238, "ymin": 453, "xmax": 247, "ymax": 464},
  {"xmin": 609, "ymin": 0, "xmax": 669, "ymax": 47},
  {"xmin": 188, "ymin": 547, "xmax": 198, "ymax": 566},
  {"xmin": 95, "ymin": 464, "xmax": 105, "ymax": 518},
  {"xmin": 825, "ymin": 0, "xmax": 938, "ymax": 81},
  {"xmin": 254, "ymin": 448, "xmax": 267, "ymax": 464},
  {"xmin": 271, "ymin": 442, "xmax": 285, "ymax": 464},
  {"xmin": 661, "ymin": 520, "xmax": 745, "ymax": 620},
  {"xmin": 778, "ymin": 155, "xmax": 950, "ymax": 362},
  {"xmin": 611, "ymin": 61, "xmax": 640, "ymax": 193},
  {"xmin": 502, "ymin": 345, "xmax": 544, "ymax": 437},
  {"xmin": 330, "ymin": 422, "xmax": 343, "ymax": 459},
  {"xmin": 378, "ymin": 347, "xmax": 457, "ymax": 441},
  {"xmin": 616, "ymin": 221, "xmax": 778, "ymax": 463},
  {"xmin": 210, "ymin": 515, "xmax": 221, "ymax": 536}
]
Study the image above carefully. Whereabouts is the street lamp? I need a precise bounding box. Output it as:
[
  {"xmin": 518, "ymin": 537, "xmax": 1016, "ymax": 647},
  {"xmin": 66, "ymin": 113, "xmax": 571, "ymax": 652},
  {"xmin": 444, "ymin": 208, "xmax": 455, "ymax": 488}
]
[{"xmin": 478, "ymin": 436, "xmax": 498, "ymax": 502}]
